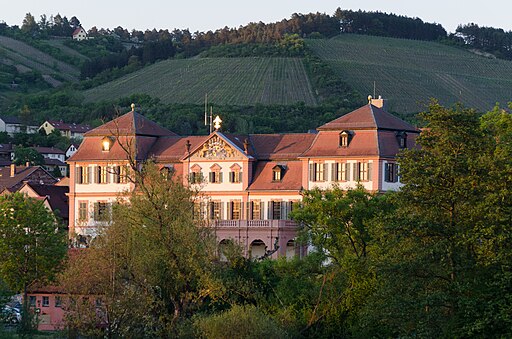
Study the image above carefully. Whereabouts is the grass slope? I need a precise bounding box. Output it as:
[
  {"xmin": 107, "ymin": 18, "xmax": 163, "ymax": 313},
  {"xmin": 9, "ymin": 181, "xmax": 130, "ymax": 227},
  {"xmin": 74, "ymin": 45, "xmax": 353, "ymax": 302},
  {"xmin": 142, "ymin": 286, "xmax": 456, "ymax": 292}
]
[
  {"xmin": 307, "ymin": 34, "xmax": 512, "ymax": 113},
  {"xmin": 83, "ymin": 57, "xmax": 317, "ymax": 106},
  {"xmin": 0, "ymin": 36, "xmax": 79, "ymax": 85}
]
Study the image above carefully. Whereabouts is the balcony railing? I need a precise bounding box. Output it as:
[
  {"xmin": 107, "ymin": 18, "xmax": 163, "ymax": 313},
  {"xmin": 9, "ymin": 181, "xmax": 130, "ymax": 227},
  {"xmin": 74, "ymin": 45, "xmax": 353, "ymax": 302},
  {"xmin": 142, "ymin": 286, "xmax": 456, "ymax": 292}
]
[{"xmin": 211, "ymin": 219, "xmax": 297, "ymax": 228}]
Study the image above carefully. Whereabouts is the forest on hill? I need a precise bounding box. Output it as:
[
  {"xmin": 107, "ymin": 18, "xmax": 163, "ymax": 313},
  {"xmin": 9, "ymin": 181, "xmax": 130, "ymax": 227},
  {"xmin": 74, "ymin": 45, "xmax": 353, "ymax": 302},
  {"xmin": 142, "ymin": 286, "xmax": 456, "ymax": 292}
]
[{"xmin": 1, "ymin": 8, "xmax": 512, "ymax": 134}]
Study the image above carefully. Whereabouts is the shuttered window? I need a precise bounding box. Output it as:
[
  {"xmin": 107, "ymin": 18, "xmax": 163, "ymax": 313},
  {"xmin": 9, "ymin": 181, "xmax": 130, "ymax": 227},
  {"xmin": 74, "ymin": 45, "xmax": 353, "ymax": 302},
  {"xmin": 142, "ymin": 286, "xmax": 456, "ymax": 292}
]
[{"xmin": 384, "ymin": 163, "xmax": 399, "ymax": 183}]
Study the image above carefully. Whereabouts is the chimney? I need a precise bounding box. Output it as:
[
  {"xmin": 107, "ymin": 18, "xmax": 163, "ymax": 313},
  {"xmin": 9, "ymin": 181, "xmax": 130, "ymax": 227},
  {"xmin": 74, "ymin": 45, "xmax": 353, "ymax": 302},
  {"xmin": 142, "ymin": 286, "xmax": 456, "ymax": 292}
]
[
  {"xmin": 10, "ymin": 164, "xmax": 16, "ymax": 177},
  {"xmin": 370, "ymin": 95, "xmax": 387, "ymax": 110}
]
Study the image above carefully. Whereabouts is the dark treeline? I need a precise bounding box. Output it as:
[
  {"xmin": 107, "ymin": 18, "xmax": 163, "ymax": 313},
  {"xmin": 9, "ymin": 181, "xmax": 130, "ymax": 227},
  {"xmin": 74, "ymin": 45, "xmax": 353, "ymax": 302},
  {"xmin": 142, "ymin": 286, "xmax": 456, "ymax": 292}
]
[
  {"xmin": 335, "ymin": 8, "xmax": 447, "ymax": 40},
  {"xmin": 453, "ymin": 23, "xmax": 512, "ymax": 59}
]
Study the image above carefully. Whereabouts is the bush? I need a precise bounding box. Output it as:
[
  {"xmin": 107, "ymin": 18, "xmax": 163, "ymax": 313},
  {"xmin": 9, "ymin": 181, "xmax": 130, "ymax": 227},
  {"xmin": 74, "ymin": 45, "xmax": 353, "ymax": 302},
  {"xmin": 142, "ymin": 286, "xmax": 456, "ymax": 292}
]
[{"xmin": 194, "ymin": 305, "xmax": 289, "ymax": 339}]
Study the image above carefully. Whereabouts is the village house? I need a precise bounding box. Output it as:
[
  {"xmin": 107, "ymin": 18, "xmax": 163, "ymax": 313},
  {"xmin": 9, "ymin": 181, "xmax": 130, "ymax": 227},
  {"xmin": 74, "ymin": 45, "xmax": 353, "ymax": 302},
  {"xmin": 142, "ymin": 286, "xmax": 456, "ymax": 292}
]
[
  {"xmin": 67, "ymin": 98, "xmax": 419, "ymax": 257},
  {"xmin": 0, "ymin": 116, "xmax": 38, "ymax": 136},
  {"xmin": 40, "ymin": 120, "xmax": 91, "ymax": 139},
  {"xmin": 0, "ymin": 164, "xmax": 57, "ymax": 193},
  {"xmin": 32, "ymin": 146, "xmax": 68, "ymax": 177},
  {"xmin": 71, "ymin": 26, "xmax": 87, "ymax": 41},
  {"xmin": 65, "ymin": 143, "xmax": 80, "ymax": 159}
]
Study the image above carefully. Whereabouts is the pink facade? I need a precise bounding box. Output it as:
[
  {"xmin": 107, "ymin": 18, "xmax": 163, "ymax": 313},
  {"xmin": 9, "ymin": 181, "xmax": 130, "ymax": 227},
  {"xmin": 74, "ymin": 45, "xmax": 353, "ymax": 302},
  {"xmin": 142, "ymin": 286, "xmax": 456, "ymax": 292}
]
[
  {"xmin": 26, "ymin": 293, "xmax": 66, "ymax": 331},
  {"xmin": 67, "ymin": 100, "xmax": 419, "ymax": 258}
]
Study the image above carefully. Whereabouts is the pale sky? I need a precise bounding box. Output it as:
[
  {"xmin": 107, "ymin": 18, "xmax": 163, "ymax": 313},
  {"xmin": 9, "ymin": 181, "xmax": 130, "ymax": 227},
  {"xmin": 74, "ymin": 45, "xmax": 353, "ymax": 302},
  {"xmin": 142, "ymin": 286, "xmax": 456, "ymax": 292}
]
[{"xmin": 1, "ymin": 0, "xmax": 510, "ymax": 34}]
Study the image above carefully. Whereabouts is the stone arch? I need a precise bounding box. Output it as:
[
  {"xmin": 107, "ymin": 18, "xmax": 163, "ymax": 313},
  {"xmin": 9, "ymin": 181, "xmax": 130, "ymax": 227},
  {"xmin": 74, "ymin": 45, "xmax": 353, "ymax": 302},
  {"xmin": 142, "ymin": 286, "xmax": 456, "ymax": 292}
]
[
  {"xmin": 249, "ymin": 239, "xmax": 267, "ymax": 259},
  {"xmin": 218, "ymin": 239, "xmax": 233, "ymax": 262},
  {"xmin": 286, "ymin": 239, "xmax": 296, "ymax": 259}
]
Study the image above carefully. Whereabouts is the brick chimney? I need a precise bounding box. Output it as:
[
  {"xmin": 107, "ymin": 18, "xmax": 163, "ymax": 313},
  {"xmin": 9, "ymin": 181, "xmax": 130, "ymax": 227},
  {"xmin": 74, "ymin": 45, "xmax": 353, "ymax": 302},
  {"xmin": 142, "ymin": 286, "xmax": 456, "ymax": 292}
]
[
  {"xmin": 10, "ymin": 164, "xmax": 16, "ymax": 177},
  {"xmin": 370, "ymin": 95, "xmax": 387, "ymax": 109}
]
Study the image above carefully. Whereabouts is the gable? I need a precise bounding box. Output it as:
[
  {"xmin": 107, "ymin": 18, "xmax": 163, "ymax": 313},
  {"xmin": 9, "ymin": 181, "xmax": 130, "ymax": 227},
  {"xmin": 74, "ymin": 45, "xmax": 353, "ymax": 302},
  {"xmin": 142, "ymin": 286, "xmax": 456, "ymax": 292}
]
[{"xmin": 188, "ymin": 133, "xmax": 249, "ymax": 161}]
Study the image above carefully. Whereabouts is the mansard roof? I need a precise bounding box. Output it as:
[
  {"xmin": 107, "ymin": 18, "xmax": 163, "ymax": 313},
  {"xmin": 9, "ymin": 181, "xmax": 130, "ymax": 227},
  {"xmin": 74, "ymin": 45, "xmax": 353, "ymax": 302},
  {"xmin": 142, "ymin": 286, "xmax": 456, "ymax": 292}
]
[
  {"xmin": 248, "ymin": 160, "xmax": 303, "ymax": 191},
  {"xmin": 67, "ymin": 135, "xmax": 159, "ymax": 162},
  {"xmin": 318, "ymin": 104, "xmax": 418, "ymax": 132},
  {"xmin": 249, "ymin": 133, "xmax": 316, "ymax": 160},
  {"xmin": 85, "ymin": 110, "xmax": 176, "ymax": 137}
]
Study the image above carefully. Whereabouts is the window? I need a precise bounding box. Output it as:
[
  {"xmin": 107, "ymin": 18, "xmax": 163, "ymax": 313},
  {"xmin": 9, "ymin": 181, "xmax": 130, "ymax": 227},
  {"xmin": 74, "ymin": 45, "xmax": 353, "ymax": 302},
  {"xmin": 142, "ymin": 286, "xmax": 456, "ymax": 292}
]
[
  {"xmin": 101, "ymin": 136, "xmax": 114, "ymax": 151},
  {"xmin": 396, "ymin": 132, "xmax": 407, "ymax": 149},
  {"xmin": 42, "ymin": 296, "xmax": 49, "ymax": 307},
  {"xmin": 229, "ymin": 164, "xmax": 242, "ymax": 183},
  {"xmin": 29, "ymin": 296, "xmax": 36, "ymax": 307},
  {"xmin": 160, "ymin": 165, "xmax": 174, "ymax": 180},
  {"xmin": 272, "ymin": 166, "xmax": 282, "ymax": 182},
  {"xmin": 271, "ymin": 201, "xmax": 282, "ymax": 220},
  {"xmin": 339, "ymin": 130, "xmax": 351, "ymax": 147},
  {"xmin": 249, "ymin": 200, "xmax": 262, "ymax": 220},
  {"xmin": 353, "ymin": 162, "xmax": 372, "ymax": 182},
  {"xmin": 229, "ymin": 170, "xmax": 242, "ymax": 183},
  {"xmin": 209, "ymin": 170, "xmax": 222, "ymax": 183},
  {"xmin": 120, "ymin": 165, "xmax": 129, "ymax": 184},
  {"xmin": 332, "ymin": 162, "xmax": 349, "ymax": 181},
  {"xmin": 94, "ymin": 202, "xmax": 110, "ymax": 222},
  {"xmin": 189, "ymin": 171, "xmax": 204, "ymax": 184},
  {"xmin": 96, "ymin": 166, "xmax": 108, "ymax": 184},
  {"xmin": 230, "ymin": 200, "xmax": 241, "ymax": 220},
  {"xmin": 76, "ymin": 166, "xmax": 89, "ymax": 184},
  {"xmin": 193, "ymin": 202, "xmax": 205, "ymax": 220},
  {"xmin": 384, "ymin": 162, "xmax": 399, "ymax": 183},
  {"xmin": 209, "ymin": 201, "xmax": 221, "ymax": 220},
  {"xmin": 78, "ymin": 202, "xmax": 88, "ymax": 221},
  {"xmin": 55, "ymin": 296, "xmax": 62, "ymax": 308},
  {"xmin": 309, "ymin": 162, "xmax": 327, "ymax": 182}
]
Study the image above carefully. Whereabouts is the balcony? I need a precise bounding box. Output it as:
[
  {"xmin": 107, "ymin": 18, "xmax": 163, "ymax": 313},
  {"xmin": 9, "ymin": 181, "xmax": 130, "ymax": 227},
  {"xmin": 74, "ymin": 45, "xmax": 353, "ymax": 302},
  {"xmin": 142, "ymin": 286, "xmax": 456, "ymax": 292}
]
[{"xmin": 210, "ymin": 219, "xmax": 298, "ymax": 228}]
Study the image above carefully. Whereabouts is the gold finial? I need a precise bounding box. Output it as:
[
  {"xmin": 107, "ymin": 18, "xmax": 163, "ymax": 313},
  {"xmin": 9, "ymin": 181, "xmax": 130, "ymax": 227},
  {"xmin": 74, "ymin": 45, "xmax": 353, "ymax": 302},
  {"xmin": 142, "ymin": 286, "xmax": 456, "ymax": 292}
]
[
  {"xmin": 131, "ymin": 103, "xmax": 135, "ymax": 111},
  {"xmin": 213, "ymin": 115, "xmax": 222, "ymax": 131},
  {"xmin": 367, "ymin": 95, "xmax": 372, "ymax": 104}
]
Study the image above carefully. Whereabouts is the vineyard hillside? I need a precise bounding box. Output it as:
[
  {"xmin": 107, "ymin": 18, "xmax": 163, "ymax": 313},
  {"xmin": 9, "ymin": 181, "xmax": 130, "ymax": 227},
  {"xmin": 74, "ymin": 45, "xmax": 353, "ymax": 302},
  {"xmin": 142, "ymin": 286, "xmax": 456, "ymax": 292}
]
[
  {"xmin": 0, "ymin": 36, "xmax": 80, "ymax": 86},
  {"xmin": 83, "ymin": 57, "xmax": 317, "ymax": 106},
  {"xmin": 307, "ymin": 34, "xmax": 512, "ymax": 113}
]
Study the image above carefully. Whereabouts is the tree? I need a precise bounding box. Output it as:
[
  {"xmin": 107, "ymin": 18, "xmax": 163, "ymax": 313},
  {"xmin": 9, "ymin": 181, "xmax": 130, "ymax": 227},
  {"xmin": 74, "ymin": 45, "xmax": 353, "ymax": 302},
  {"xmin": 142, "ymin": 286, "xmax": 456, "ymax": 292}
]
[
  {"xmin": 362, "ymin": 101, "xmax": 512, "ymax": 337},
  {"xmin": 21, "ymin": 13, "xmax": 38, "ymax": 35},
  {"xmin": 290, "ymin": 185, "xmax": 389, "ymax": 335},
  {"xmin": 61, "ymin": 162, "xmax": 217, "ymax": 337},
  {"xmin": 0, "ymin": 193, "xmax": 67, "ymax": 332},
  {"xmin": 13, "ymin": 147, "xmax": 44, "ymax": 166}
]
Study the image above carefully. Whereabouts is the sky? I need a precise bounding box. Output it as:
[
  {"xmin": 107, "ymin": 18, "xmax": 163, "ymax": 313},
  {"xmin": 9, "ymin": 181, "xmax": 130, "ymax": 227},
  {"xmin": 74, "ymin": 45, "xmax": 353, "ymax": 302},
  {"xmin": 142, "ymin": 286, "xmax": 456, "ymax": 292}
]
[{"xmin": 1, "ymin": 0, "xmax": 510, "ymax": 34}]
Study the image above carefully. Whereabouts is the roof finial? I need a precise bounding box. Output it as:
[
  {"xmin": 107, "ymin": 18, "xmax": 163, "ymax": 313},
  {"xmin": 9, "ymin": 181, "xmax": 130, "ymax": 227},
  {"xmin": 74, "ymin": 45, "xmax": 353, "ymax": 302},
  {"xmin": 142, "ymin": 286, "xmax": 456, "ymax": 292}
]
[
  {"xmin": 367, "ymin": 95, "xmax": 372, "ymax": 104},
  {"xmin": 213, "ymin": 115, "xmax": 222, "ymax": 131},
  {"xmin": 131, "ymin": 103, "xmax": 135, "ymax": 112}
]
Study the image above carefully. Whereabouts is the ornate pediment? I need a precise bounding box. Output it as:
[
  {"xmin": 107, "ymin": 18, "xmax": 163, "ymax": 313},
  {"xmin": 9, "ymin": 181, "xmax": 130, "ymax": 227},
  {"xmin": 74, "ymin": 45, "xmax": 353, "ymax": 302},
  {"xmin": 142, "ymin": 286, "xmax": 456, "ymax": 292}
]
[{"xmin": 190, "ymin": 135, "xmax": 245, "ymax": 160}]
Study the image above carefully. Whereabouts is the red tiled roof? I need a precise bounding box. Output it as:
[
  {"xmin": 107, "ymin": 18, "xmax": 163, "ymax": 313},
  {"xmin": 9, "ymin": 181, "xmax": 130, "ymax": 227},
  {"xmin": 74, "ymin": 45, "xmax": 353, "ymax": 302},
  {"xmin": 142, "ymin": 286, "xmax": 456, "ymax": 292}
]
[
  {"xmin": 248, "ymin": 161, "xmax": 303, "ymax": 191},
  {"xmin": 301, "ymin": 130, "xmax": 380, "ymax": 157},
  {"xmin": 318, "ymin": 104, "xmax": 418, "ymax": 132},
  {"xmin": 23, "ymin": 183, "xmax": 69, "ymax": 220},
  {"xmin": 47, "ymin": 120, "xmax": 91, "ymax": 133},
  {"xmin": 0, "ymin": 166, "xmax": 57, "ymax": 192},
  {"xmin": 72, "ymin": 27, "xmax": 84, "ymax": 36},
  {"xmin": 33, "ymin": 146, "xmax": 65, "ymax": 155},
  {"xmin": 85, "ymin": 110, "xmax": 176, "ymax": 137},
  {"xmin": 44, "ymin": 158, "xmax": 66, "ymax": 166},
  {"xmin": 249, "ymin": 133, "xmax": 316, "ymax": 160},
  {"xmin": 68, "ymin": 136, "xmax": 158, "ymax": 162},
  {"xmin": 150, "ymin": 136, "xmax": 207, "ymax": 161}
]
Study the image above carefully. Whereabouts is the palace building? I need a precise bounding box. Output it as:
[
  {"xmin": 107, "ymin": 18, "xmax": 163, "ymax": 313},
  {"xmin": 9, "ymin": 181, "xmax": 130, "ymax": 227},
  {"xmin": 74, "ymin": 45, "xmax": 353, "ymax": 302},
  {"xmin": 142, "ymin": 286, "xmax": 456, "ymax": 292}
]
[{"xmin": 67, "ymin": 98, "xmax": 419, "ymax": 258}]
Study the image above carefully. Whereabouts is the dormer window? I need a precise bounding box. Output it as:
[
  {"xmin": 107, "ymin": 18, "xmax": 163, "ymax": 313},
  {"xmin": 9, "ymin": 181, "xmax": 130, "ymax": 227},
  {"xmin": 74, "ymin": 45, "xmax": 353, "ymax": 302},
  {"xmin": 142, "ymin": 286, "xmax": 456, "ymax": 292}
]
[
  {"xmin": 396, "ymin": 131, "xmax": 407, "ymax": 149},
  {"xmin": 272, "ymin": 165, "xmax": 284, "ymax": 182},
  {"xmin": 339, "ymin": 130, "xmax": 351, "ymax": 147},
  {"xmin": 102, "ymin": 136, "xmax": 114, "ymax": 152}
]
